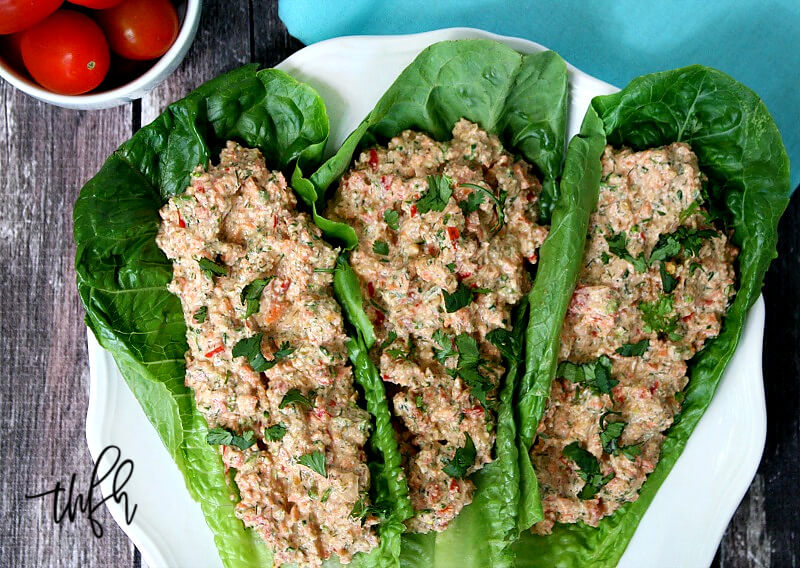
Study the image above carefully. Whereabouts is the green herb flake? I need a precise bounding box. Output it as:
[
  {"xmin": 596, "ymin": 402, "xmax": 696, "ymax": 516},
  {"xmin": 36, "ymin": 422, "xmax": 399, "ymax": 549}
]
[
  {"xmin": 206, "ymin": 427, "xmax": 255, "ymax": 450},
  {"xmin": 384, "ymin": 209, "xmax": 400, "ymax": 230},
  {"xmin": 557, "ymin": 355, "xmax": 617, "ymax": 396},
  {"xmin": 193, "ymin": 306, "xmax": 208, "ymax": 323},
  {"xmin": 562, "ymin": 441, "xmax": 614, "ymax": 500},
  {"xmin": 639, "ymin": 295, "xmax": 679, "ymax": 337},
  {"xmin": 232, "ymin": 334, "xmax": 293, "ymax": 372},
  {"xmin": 486, "ymin": 327, "xmax": 519, "ymax": 363},
  {"xmin": 241, "ymin": 277, "xmax": 275, "ymax": 318},
  {"xmin": 264, "ymin": 423, "xmax": 287, "ymax": 441},
  {"xmin": 297, "ymin": 450, "xmax": 327, "ymax": 477},
  {"xmin": 433, "ymin": 329, "xmax": 457, "ymax": 363},
  {"xmin": 659, "ymin": 263, "xmax": 678, "ymax": 294},
  {"xmin": 459, "ymin": 183, "xmax": 506, "ymax": 233},
  {"xmin": 416, "ymin": 174, "xmax": 453, "ymax": 213},
  {"xmin": 615, "ymin": 339, "xmax": 650, "ymax": 357},
  {"xmin": 605, "ymin": 231, "xmax": 647, "ymax": 272},
  {"xmin": 443, "ymin": 282, "xmax": 473, "ymax": 312},
  {"xmin": 198, "ymin": 257, "xmax": 227, "ymax": 278},
  {"xmin": 279, "ymin": 388, "xmax": 315, "ymax": 410},
  {"xmin": 373, "ymin": 240, "xmax": 390, "ymax": 255},
  {"xmin": 442, "ymin": 433, "xmax": 476, "ymax": 478}
]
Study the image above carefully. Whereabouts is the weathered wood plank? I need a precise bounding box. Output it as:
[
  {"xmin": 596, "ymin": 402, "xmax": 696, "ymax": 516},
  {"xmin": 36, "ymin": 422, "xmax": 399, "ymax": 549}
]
[
  {"xmin": 251, "ymin": 0, "xmax": 304, "ymax": 68},
  {"xmin": 0, "ymin": 81, "xmax": 136, "ymax": 566}
]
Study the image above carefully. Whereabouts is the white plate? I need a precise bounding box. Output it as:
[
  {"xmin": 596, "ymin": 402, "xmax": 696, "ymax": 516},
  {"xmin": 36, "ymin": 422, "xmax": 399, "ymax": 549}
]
[{"xmin": 85, "ymin": 28, "xmax": 766, "ymax": 568}]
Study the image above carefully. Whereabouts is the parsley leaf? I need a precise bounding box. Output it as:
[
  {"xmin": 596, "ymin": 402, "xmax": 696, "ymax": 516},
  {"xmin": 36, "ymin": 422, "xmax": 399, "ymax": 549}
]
[
  {"xmin": 562, "ymin": 441, "xmax": 614, "ymax": 500},
  {"xmin": 373, "ymin": 240, "xmax": 390, "ymax": 255},
  {"xmin": 639, "ymin": 295, "xmax": 679, "ymax": 339},
  {"xmin": 416, "ymin": 174, "xmax": 453, "ymax": 213},
  {"xmin": 264, "ymin": 423, "xmax": 287, "ymax": 441},
  {"xmin": 442, "ymin": 433, "xmax": 476, "ymax": 478},
  {"xmin": 193, "ymin": 306, "xmax": 207, "ymax": 323},
  {"xmin": 279, "ymin": 388, "xmax": 315, "ymax": 410},
  {"xmin": 384, "ymin": 209, "xmax": 400, "ymax": 230},
  {"xmin": 621, "ymin": 444, "xmax": 642, "ymax": 461},
  {"xmin": 433, "ymin": 330, "xmax": 457, "ymax": 364},
  {"xmin": 650, "ymin": 227, "xmax": 717, "ymax": 262},
  {"xmin": 615, "ymin": 339, "xmax": 649, "ymax": 357},
  {"xmin": 442, "ymin": 282, "xmax": 473, "ymax": 312},
  {"xmin": 297, "ymin": 450, "xmax": 327, "ymax": 477},
  {"xmin": 459, "ymin": 183, "xmax": 506, "ymax": 234},
  {"xmin": 458, "ymin": 190, "xmax": 484, "ymax": 214},
  {"xmin": 605, "ymin": 231, "xmax": 647, "ymax": 272},
  {"xmin": 206, "ymin": 427, "xmax": 255, "ymax": 450},
  {"xmin": 232, "ymin": 334, "xmax": 293, "ymax": 372},
  {"xmin": 241, "ymin": 277, "xmax": 274, "ymax": 318},
  {"xmin": 486, "ymin": 327, "xmax": 519, "ymax": 363},
  {"xmin": 556, "ymin": 356, "xmax": 617, "ymax": 396},
  {"xmin": 599, "ymin": 412, "xmax": 626, "ymax": 455},
  {"xmin": 659, "ymin": 263, "xmax": 678, "ymax": 293},
  {"xmin": 455, "ymin": 334, "xmax": 493, "ymax": 407},
  {"xmin": 198, "ymin": 257, "xmax": 227, "ymax": 278},
  {"xmin": 380, "ymin": 331, "xmax": 398, "ymax": 351},
  {"xmin": 351, "ymin": 496, "xmax": 392, "ymax": 522}
]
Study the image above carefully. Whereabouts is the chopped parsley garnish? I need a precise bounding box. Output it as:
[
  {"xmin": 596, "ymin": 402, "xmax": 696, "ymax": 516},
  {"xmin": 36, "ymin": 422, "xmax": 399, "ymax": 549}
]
[
  {"xmin": 650, "ymin": 227, "xmax": 717, "ymax": 263},
  {"xmin": 556, "ymin": 355, "xmax": 617, "ymax": 396},
  {"xmin": 615, "ymin": 339, "xmax": 649, "ymax": 357},
  {"xmin": 297, "ymin": 450, "xmax": 327, "ymax": 477},
  {"xmin": 639, "ymin": 295, "xmax": 681, "ymax": 340},
  {"xmin": 605, "ymin": 231, "xmax": 647, "ymax": 272},
  {"xmin": 279, "ymin": 388, "xmax": 315, "ymax": 410},
  {"xmin": 562, "ymin": 441, "xmax": 614, "ymax": 500},
  {"xmin": 193, "ymin": 306, "xmax": 208, "ymax": 323},
  {"xmin": 415, "ymin": 395, "xmax": 427, "ymax": 412},
  {"xmin": 599, "ymin": 412, "xmax": 625, "ymax": 455},
  {"xmin": 486, "ymin": 327, "xmax": 519, "ymax": 363},
  {"xmin": 621, "ymin": 444, "xmax": 643, "ymax": 461},
  {"xmin": 659, "ymin": 263, "xmax": 678, "ymax": 293},
  {"xmin": 264, "ymin": 423, "xmax": 287, "ymax": 441},
  {"xmin": 384, "ymin": 209, "xmax": 400, "ymax": 230},
  {"xmin": 198, "ymin": 257, "xmax": 227, "ymax": 278},
  {"xmin": 241, "ymin": 277, "xmax": 274, "ymax": 318},
  {"xmin": 373, "ymin": 240, "xmax": 390, "ymax": 255},
  {"xmin": 454, "ymin": 334, "xmax": 493, "ymax": 408},
  {"xmin": 442, "ymin": 433, "xmax": 476, "ymax": 478},
  {"xmin": 442, "ymin": 282, "xmax": 474, "ymax": 312},
  {"xmin": 459, "ymin": 183, "xmax": 506, "ymax": 234},
  {"xmin": 446, "ymin": 262, "xmax": 457, "ymax": 273},
  {"xmin": 433, "ymin": 329, "xmax": 457, "ymax": 363},
  {"xmin": 351, "ymin": 496, "xmax": 391, "ymax": 522},
  {"xmin": 416, "ymin": 174, "xmax": 453, "ymax": 213},
  {"xmin": 380, "ymin": 331, "xmax": 398, "ymax": 351},
  {"xmin": 206, "ymin": 427, "xmax": 255, "ymax": 450},
  {"xmin": 232, "ymin": 334, "xmax": 293, "ymax": 372}
]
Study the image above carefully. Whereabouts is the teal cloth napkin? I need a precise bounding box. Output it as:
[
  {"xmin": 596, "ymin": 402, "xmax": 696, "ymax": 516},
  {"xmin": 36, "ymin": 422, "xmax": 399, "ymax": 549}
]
[{"xmin": 279, "ymin": 0, "xmax": 798, "ymax": 189}]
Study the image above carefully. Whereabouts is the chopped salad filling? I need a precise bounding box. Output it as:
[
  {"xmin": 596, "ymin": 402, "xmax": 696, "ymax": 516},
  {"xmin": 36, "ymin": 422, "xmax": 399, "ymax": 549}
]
[
  {"xmin": 532, "ymin": 143, "xmax": 738, "ymax": 534},
  {"xmin": 328, "ymin": 119, "xmax": 548, "ymax": 532},
  {"xmin": 156, "ymin": 142, "xmax": 378, "ymax": 567}
]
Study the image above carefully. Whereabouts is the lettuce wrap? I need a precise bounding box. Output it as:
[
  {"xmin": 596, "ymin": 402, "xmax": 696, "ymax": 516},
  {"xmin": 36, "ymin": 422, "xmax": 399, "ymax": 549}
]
[
  {"xmin": 73, "ymin": 65, "xmax": 409, "ymax": 568},
  {"xmin": 306, "ymin": 39, "xmax": 569, "ymax": 567},
  {"xmin": 513, "ymin": 65, "xmax": 790, "ymax": 566}
]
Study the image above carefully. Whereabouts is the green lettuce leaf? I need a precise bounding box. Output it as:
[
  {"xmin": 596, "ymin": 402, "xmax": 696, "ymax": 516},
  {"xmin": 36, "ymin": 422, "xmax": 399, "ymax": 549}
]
[
  {"xmin": 514, "ymin": 65, "xmax": 791, "ymax": 566},
  {"xmin": 316, "ymin": 39, "xmax": 568, "ymax": 565},
  {"xmin": 75, "ymin": 66, "xmax": 335, "ymax": 568},
  {"xmin": 308, "ymin": 39, "xmax": 568, "ymax": 251}
]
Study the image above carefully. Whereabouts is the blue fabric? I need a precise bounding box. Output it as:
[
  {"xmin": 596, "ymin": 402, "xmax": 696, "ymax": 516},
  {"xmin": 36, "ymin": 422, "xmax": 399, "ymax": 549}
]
[{"xmin": 279, "ymin": 0, "xmax": 799, "ymax": 189}]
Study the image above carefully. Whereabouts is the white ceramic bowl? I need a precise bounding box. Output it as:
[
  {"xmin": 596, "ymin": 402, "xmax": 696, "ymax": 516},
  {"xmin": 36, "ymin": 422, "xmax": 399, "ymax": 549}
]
[{"xmin": 0, "ymin": 0, "xmax": 202, "ymax": 110}]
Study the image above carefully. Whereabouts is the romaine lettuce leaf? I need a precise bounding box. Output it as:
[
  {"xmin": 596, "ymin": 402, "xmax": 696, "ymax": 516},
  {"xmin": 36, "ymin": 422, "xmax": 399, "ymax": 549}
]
[
  {"xmin": 318, "ymin": 39, "xmax": 569, "ymax": 566},
  {"xmin": 75, "ymin": 65, "xmax": 344, "ymax": 568},
  {"xmin": 514, "ymin": 65, "xmax": 790, "ymax": 566}
]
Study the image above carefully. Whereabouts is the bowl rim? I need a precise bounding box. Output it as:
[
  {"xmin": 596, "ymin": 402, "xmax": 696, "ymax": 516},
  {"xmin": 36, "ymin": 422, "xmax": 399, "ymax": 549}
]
[{"xmin": 0, "ymin": 0, "xmax": 202, "ymax": 104}]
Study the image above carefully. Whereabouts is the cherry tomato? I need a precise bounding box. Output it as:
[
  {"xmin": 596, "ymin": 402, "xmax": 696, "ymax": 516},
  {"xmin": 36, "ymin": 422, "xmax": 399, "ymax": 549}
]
[
  {"xmin": 96, "ymin": 0, "xmax": 179, "ymax": 61},
  {"xmin": 0, "ymin": 0, "xmax": 63, "ymax": 34},
  {"xmin": 20, "ymin": 10, "xmax": 110, "ymax": 95},
  {"xmin": 68, "ymin": 0, "xmax": 124, "ymax": 7}
]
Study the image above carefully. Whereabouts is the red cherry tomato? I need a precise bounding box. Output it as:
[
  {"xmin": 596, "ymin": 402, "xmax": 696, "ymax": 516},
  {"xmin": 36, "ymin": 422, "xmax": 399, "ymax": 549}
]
[
  {"xmin": 20, "ymin": 10, "xmax": 110, "ymax": 95},
  {"xmin": 68, "ymin": 0, "xmax": 124, "ymax": 7},
  {"xmin": 96, "ymin": 0, "xmax": 179, "ymax": 61},
  {"xmin": 0, "ymin": 0, "xmax": 63, "ymax": 34}
]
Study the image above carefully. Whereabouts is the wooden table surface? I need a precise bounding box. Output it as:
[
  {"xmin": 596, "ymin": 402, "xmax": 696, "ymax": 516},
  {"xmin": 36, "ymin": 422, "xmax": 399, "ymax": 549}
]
[{"xmin": 0, "ymin": 2, "xmax": 797, "ymax": 566}]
